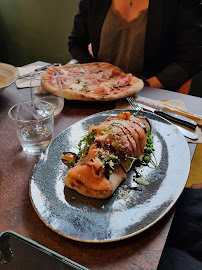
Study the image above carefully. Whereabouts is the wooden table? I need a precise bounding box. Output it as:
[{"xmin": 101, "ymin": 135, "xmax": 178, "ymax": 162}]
[{"xmin": 1, "ymin": 62, "xmax": 202, "ymax": 269}]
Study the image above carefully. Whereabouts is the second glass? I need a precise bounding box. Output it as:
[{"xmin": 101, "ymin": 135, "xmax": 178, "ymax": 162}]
[{"xmin": 30, "ymin": 72, "xmax": 64, "ymax": 116}]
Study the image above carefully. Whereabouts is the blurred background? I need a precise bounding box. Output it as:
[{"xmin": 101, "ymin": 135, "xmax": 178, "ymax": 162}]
[
  {"xmin": 0, "ymin": 0, "xmax": 79, "ymax": 66},
  {"xmin": 0, "ymin": 0, "xmax": 201, "ymax": 97}
]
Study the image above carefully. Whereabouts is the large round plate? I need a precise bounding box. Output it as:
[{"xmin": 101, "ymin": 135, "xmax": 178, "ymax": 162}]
[{"xmin": 29, "ymin": 110, "xmax": 190, "ymax": 243}]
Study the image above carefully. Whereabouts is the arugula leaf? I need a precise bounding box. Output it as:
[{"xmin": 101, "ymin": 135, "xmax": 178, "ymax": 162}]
[
  {"xmin": 78, "ymin": 129, "xmax": 97, "ymax": 158},
  {"xmin": 124, "ymin": 156, "xmax": 138, "ymax": 172},
  {"xmin": 142, "ymin": 129, "xmax": 157, "ymax": 168}
]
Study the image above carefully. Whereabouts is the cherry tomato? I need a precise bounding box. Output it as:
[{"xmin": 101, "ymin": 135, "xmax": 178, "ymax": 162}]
[{"xmin": 61, "ymin": 152, "xmax": 78, "ymax": 167}]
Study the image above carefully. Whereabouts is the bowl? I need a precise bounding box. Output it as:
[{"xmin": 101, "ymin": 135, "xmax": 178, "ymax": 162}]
[{"xmin": 0, "ymin": 62, "xmax": 19, "ymax": 93}]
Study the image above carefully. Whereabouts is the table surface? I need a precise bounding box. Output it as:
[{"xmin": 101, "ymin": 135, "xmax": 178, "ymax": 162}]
[{"xmin": 1, "ymin": 62, "xmax": 202, "ymax": 270}]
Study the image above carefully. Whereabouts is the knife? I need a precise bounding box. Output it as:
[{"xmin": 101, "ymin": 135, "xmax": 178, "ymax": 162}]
[
  {"xmin": 136, "ymin": 103, "xmax": 197, "ymax": 130},
  {"xmin": 174, "ymin": 125, "xmax": 199, "ymax": 140},
  {"xmin": 18, "ymin": 63, "xmax": 60, "ymax": 79}
]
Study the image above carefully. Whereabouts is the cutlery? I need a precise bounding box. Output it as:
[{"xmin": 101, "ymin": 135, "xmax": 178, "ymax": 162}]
[
  {"xmin": 127, "ymin": 97, "xmax": 197, "ymax": 130},
  {"xmin": 174, "ymin": 125, "xmax": 199, "ymax": 140},
  {"xmin": 18, "ymin": 63, "xmax": 60, "ymax": 79},
  {"xmin": 127, "ymin": 97, "xmax": 199, "ymax": 140}
]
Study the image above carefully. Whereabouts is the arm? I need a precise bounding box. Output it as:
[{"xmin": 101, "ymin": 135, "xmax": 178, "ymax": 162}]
[
  {"xmin": 68, "ymin": 0, "xmax": 94, "ymax": 63},
  {"xmin": 147, "ymin": 76, "xmax": 164, "ymax": 89}
]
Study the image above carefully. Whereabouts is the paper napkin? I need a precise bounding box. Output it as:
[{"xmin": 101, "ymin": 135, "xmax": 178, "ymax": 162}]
[{"xmin": 16, "ymin": 65, "xmax": 45, "ymax": 88}]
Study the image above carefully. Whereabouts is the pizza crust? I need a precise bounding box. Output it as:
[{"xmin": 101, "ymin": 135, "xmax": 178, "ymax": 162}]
[{"xmin": 41, "ymin": 62, "xmax": 144, "ymax": 101}]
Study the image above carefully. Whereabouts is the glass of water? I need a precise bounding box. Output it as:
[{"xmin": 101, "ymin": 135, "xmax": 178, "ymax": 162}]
[
  {"xmin": 8, "ymin": 100, "xmax": 54, "ymax": 155},
  {"xmin": 30, "ymin": 71, "xmax": 64, "ymax": 116}
]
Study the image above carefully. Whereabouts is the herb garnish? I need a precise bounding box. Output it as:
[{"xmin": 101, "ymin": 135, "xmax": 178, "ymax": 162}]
[
  {"xmin": 133, "ymin": 177, "xmax": 150, "ymax": 186},
  {"xmin": 133, "ymin": 108, "xmax": 143, "ymax": 116},
  {"xmin": 78, "ymin": 129, "xmax": 97, "ymax": 157},
  {"xmin": 62, "ymin": 157, "xmax": 75, "ymax": 167},
  {"xmin": 142, "ymin": 129, "xmax": 157, "ymax": 168}
]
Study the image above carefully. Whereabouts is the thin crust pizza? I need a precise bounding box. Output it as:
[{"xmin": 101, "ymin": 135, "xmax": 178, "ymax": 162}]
[
  {"xmin": 41, "ymin": 62, "xmax": 144, "ymax": 101},
  {"xmin": 62, "ymin": 112, "xmax": 151, "ymax": 199}
]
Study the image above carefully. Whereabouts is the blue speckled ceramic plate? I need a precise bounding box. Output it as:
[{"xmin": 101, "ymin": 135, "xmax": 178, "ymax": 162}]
[{"xmin": 29, "ymin": 110, "xmax": 190, "ymax": 243}]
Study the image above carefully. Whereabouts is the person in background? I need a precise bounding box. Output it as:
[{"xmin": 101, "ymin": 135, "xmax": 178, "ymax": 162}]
[{"xmin": 68, "ymin": 0, "xmax": 201, "ymax": 92}]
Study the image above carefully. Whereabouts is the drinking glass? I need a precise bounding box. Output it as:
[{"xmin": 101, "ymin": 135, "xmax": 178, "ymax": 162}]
[
  {"xmin": 30, "ymin": 72, "xmax": 64, "ymax": 116},
  {"xmin": 8, "ymin": 100, "xmax": 54, "ymax": 155}
]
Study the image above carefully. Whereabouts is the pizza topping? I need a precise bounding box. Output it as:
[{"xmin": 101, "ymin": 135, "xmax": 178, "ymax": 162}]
[
  {"xmin": 61, "ymin": 76, "xmax": 77, "ymax": 85},
  {"xmin": 89, "ymin": 65, "xmax": 103, "ymax": 74},
  {"xmin": 102, "ymin": 69, "xmax": 113, "ymax": 79},
  {"xmin": 41, "ymin": 62, "xmax": 144, "ymax": 101},
  {"xmin": 93, "ymin": 86, "xmax": 111, "ymax": 95}
]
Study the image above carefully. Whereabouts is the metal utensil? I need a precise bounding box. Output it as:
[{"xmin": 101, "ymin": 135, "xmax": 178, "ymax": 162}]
[
  {"xmin": 127, "ymin": 97, "xmax": 197, "ymax": 130},
  {"xmin": 17, "ymin": 63, "xmax": 60, "ymax": 79},
  {"xmin": 174, "ymin": 125, "xmax": 199, "ymax": 140},
  {"xmin": 127, "ymin": 97, "xmax": 199, "ymax": 140}
]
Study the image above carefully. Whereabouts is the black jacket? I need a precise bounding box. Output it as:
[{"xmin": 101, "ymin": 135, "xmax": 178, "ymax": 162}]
[{"xmin": 68, "ymin": 0, "xmax": 201, "ymax": 91}]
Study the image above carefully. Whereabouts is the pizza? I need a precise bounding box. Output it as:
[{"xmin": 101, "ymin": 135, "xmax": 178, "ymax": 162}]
[
  {"xmin": 41, "ymin": 62, "xmax": 144, "ymax": 101},
  {"xmin": 62, "ymin": 112, "xmax": 151, "ymax": 199}
]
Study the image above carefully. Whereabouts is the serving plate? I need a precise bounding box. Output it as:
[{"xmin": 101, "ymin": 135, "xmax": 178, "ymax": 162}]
[
  {"xmin": 0, "ymin": 63, "xmax": 19, "ymax": 93},
  {"xmin": 29, "ymin": 110, "xmax": 190, "ymax": 243}
]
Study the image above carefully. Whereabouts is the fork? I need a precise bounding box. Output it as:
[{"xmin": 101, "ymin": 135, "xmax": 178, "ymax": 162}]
[
  {"xmin": 126, "ymin": 97, "xmax": 199, "ymax": 140},
  {"xmin": 126, "ymin": 96, "xmax": 141, "ymax": 110}
]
